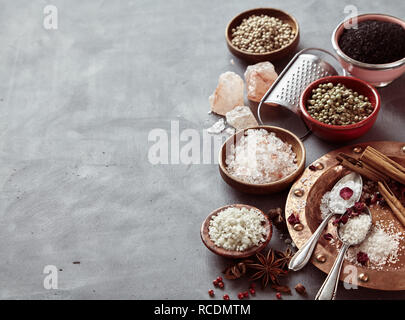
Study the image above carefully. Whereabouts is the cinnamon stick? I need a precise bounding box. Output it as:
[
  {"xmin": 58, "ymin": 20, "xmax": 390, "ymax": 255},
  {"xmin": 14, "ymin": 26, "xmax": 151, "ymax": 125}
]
[
  {"xmin": 336, "ymin": 153, "xmax": 389, "ymax": 182},
  {"xmin": 378, "ymin": 181, "xmax": 405, "ymax": 227},
  {"xmin": 361, "ymin": 146, "xmax": 405, "ymax": 185}
]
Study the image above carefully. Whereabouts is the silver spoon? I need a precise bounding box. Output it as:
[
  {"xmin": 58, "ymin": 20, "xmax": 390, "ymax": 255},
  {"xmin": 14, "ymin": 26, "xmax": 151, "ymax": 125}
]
[
  {"xmin": 289, "ymin": 172, "xmax": 362, "ymax": 271},
  {"xmin": 315, "ymin": 206, "xmax": 372, "ymax": 300}
]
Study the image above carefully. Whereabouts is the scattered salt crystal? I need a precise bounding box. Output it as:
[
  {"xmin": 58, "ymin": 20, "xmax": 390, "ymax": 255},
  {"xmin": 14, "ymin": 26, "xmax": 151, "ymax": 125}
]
[
  {"xmin": 225, "ymin": 127, "xmax": 236, "ymax": 135},
  {"xmin": 244, "ymin": 62, "xmax": 278, "ymax": 102},
  {"xmin": 209, "ymin": 71, "xmax": 244, "ymax": 116},
  {"xmin": 320, "ymin": 192, "xmax": 331, "ymax": 220},
  {"xmin": 206, "ymin": 118, "xmax": 226, "ymax": 134},
  {"xmin": 225, "ymin": 106, "xmax": 258, "ymax": 130},
  {"xmin": 225, "ymin": 129, "xmax": 298, "ymax": 184}
]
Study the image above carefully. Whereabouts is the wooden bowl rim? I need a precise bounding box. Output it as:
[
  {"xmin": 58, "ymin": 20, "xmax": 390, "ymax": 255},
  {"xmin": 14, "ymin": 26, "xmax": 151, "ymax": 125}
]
[
  {"xmin": 299, "ymin": 75, "xmax": 381, "ymax": 130},
  {"xmin": 225, "ymin": 7, "xmax": 300, "ymax": 57},
  {"xmin": 218, "ymin": 126, "xmax": 306, "ymax": 187},
  {"xmin": 200, "ymin": 204, "xmax": 272, "ymax": 259}
]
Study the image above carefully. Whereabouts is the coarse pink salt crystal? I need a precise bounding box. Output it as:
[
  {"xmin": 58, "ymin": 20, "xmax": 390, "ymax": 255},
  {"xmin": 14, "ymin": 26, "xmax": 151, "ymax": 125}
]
[
  {"xmin": 244, "ymin": 62, "xmax": 278, "ymax": 102},
  {"xmin": 209, "ymin": 71, "xmax": 244, "ymax": 116}
]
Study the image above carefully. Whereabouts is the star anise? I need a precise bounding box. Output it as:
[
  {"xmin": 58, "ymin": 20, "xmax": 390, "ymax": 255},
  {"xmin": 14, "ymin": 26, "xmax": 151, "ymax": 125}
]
[
  {"xmin": 275, "ymin": 247, "xmax": 293, "ymax": 271},
  {"xmin": 247, "ymin": 249, "xmax": 287, "ymax": 288},
  {"xmin": 223, "ymin": 259, "xmax": 253, "ymax": 280}
]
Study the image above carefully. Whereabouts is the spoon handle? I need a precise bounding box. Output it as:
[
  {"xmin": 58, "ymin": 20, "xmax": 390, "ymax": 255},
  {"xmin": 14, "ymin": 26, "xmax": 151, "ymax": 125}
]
[
  {"xmin": 288, "ymin": 212, "xmax": 334, "ymax": 271},
  {"xmin": 315, "ymin": 243, "xmax": 350, "ymax": 300}
]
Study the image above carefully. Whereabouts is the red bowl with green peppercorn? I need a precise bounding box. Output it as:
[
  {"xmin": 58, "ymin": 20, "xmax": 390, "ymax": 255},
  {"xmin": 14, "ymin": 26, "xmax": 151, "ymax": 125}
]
[{"xmin": 299, "ymin": 76, "xmax": 381, "ymax": 142}]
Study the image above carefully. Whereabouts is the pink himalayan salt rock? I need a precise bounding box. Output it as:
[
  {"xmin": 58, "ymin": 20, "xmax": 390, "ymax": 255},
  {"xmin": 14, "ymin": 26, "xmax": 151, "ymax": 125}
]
[
  {"xmin": 244, "ymin": 62, "xmax": 278, "ymax": 102},
  {"xmin": 209, "ymin": 71, "xmax": 244, "ymax": 116}
]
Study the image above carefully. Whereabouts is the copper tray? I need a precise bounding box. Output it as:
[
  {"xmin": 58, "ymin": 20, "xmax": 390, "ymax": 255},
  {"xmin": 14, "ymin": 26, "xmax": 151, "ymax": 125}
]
[{"xmin": 286, "ymin": 141, "xmax": 405, "ymax": 291}]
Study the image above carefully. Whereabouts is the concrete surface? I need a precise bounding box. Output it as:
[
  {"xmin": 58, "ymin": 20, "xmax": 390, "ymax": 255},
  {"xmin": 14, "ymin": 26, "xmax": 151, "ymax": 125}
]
[{"xmin": 0, "ymin": 0, "xmax": 404, "ymax": 300}]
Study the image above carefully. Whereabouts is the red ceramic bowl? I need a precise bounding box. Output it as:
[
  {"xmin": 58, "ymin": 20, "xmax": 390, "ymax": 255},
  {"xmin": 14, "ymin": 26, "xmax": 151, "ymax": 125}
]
[{"xmin": 299, "ymin": 76, "xmax": 381, "ymax": 142}]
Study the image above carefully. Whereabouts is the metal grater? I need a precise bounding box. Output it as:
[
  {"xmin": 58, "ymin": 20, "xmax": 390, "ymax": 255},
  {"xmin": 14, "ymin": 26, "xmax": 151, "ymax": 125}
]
[{"xmin": 257, "ymin": 48, "xmax": 342, "ymax": 139}]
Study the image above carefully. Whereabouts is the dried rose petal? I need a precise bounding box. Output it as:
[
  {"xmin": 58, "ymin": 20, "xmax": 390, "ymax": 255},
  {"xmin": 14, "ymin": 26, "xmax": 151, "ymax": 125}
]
[
  {"xmin": 323, "ymin": 233, "xmax": 333, "ymax": 241},
  {"xmin": 357, "ymin": 251, "xmax": 369, "ymax": 265},
  {"xmin": 345, "ymin": 208, "xmax": 353, "ymax": 216},
  {"xmin": 354, "ymin": 202, "xmax": 366, "ymax": 213},
  {"xmin": 339, "ymin": 214, "xmax": 349, "ymax": 225},
  {"xmin": 287, "ymin": 213, "xmax": 300, "ymax": 225},
  {"xmin": 340, "ymin": 187, "xmax": 354, "ymax": 200}
]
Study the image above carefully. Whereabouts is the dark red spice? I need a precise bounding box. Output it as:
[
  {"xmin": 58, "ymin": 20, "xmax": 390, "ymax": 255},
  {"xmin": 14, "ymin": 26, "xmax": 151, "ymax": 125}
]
[
  {"xmin": 243, "ymin": 291, "xmax": 249, "ymax": 298},
  {"xmin": 340, "ymin": 187, "xmax": 354, "ymax": 200},
  {"xmin": 339, "ymin": 20, "xmax": 405, "ymax": 64},
  {"xmin": 332, "ymin": 218, "xmax": 341, "ymax": 226},
  {"xmin": 353, "ymin": 202, "xmax": 365, "ymax": 213},
  {"xmin": 223, "ymin": 294, "xmax": 230, "ymax": 300},
  {"xmin": 250, "ymin": 283, "xmax": 256, "ymax": 289},
  {"xmin": 237, "ymin": 292, "xmax": 244, "ymax": 300},
  {"xmin": 208, "ymin": 290, "xmax": 215, "ymax": 297},
  {"xmin": 249, "ymin": 288, "xmax": 256, "ymax": 295},
  {"xmin": 213, "ymin": 280, "xmax": 219, "ymax": 287},
  {"xmin": 339, "ymin": 214, "xmax": 349, "ymax": 225},
  {"xmin": 323, "ymin": 233, "xmax": 333, "ymax": 241},
  {"xmin": 357, "ymin": 251, "xmax": 369, "ymax": 265},
  {"xmin": 216, "ymin": 277, "xmax": 223, "ymax": 282},
  {"xmin": 287, "ymin": 213, "xmax": 300, "ymax": 225},
  {"xmin": 276, "ymin": 292, "xmax": 282, "ymax": 299},
  {"xmin": 218, "ymin": 282, "xmax": 224, "ymax": 289}
]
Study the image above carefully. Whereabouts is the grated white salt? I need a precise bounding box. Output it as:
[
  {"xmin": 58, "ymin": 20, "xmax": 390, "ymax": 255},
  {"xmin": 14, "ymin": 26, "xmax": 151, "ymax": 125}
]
[
  {"xmin": 208, "ymin": 206, "xmax": 266, "ymax": 251},
  {"xmin": 225, "ymin": 129, "xmax": 298, "ymax": 184},
  {"xmin": 339, "ymin": 214, "xmax": 372, "ymax": 244}
]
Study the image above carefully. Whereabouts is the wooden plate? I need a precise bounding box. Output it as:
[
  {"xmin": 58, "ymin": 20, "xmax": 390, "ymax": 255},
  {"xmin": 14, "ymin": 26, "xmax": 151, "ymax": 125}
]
[
  {"xmin": 201, "ymin": 204, "xmax": 272, "ymax": 259},
  {"xmin": 286, "ymin": 141, "xmax": 405, "ymax": 290}
]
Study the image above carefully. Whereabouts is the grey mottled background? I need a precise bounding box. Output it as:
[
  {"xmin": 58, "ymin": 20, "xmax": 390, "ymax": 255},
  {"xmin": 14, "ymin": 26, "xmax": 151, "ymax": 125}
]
[{"xmin": 0, "ymin": 0, "xmax": 404, "ymax": 299}]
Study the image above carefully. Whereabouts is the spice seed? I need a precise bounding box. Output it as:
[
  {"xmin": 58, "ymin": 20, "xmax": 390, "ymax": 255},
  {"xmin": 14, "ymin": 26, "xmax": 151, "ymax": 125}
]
[{"xmin": 294, "ymin": 189, "xmax": 304, "ymax": 197}]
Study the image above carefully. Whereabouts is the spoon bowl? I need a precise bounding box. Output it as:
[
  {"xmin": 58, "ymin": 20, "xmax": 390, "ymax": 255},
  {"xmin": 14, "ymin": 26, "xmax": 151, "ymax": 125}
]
[
  {"xmin": 288, "ymin": 171, "xmax": 363, "ymax": 271},
  {"xmin": 316, "ymin": 207, "xmax": 372, "ymax": 300}
]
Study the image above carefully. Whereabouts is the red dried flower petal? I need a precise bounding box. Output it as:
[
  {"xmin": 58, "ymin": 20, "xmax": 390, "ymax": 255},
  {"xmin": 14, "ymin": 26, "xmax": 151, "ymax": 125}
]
[
  {"xmin": 357, "ymin": 251, "xmax": 369, "ymax": 265},
  {"xmin": 323, "ymin": 233, "xmax": 333, "ymax": 241},
  {"xmin": 340, "ymin": 214, "xmax": 349, "ymax": 225},
  {"xmin": 354, "ymin": 202, "xmax": 365, "ymax": 213},
  {"xmin": 340, "ymin": 187, "xmax": 354, "ymax": 200},
  {"xmin": 287, "ymin": 213, "xmax": 300, "ymax": 225}
]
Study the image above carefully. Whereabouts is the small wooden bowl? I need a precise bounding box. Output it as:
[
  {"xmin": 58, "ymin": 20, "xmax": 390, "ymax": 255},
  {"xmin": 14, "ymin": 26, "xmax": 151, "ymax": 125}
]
[
  {"xmin": 225, "ymin": 8, "xmax": 300, "ymax": 62},
  {"xmin": 219, "ymin": 126, "xmax": 306, "ymax": 194},
  {"xmin": 201, "ymin": 204, "xmax": 272, "ymax": 259}
]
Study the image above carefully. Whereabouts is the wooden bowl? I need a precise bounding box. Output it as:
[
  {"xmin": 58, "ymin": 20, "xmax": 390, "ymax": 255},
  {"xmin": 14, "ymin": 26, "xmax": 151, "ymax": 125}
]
[
  {"xmin": 218, "ymin": 126, "xmax": 306, "ymax": 194},
  {"xmin": 225, "ymin": 8, "xmax": 300, "ymax": 62},
  {"xmin": 200, "ymin": 204, "xmax": 272, "ymax": 259}
]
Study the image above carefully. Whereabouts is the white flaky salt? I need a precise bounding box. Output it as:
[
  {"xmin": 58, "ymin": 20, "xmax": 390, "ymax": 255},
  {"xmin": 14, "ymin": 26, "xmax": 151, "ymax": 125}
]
[
  {"xmin": 244, "ymin": 62, "xmax": 278, "ymax": 102},
  {"xmin": 339, "ymin": 214, "xmax": 372, "ymax": 244},
  {"xmin": 226, "ymin": 106, "xmax": 258, "ymax": 130},
  {"xmin": 225, "ymin": 129, "xmax": 298, "ymax": 184},
  {"xmin": 209, "ymin": 71, "xmax": 244, "ymax": 116},
  {"xmin": 209, "ymin": 206, "xmax": 266, "ymax": 251}
]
